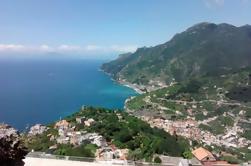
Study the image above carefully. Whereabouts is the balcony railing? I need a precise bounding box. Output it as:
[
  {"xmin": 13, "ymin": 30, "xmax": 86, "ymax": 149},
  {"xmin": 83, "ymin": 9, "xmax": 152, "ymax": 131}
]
[{"xmin": 26, "ymin": 152, "xmax": 177, "ymax": 166}]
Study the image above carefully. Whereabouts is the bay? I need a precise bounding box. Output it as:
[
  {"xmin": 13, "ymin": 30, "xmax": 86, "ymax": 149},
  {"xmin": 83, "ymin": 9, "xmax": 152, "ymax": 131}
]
[{"xmin": 0, "ymin": 58, "xmax": 137, "ymax": 130}]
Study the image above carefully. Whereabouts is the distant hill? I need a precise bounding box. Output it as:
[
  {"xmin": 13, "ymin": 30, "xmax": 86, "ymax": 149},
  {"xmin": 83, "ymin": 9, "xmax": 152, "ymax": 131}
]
[{"xmin": 102, "ymin": 22, "xmax": 251, "ymax": 86}]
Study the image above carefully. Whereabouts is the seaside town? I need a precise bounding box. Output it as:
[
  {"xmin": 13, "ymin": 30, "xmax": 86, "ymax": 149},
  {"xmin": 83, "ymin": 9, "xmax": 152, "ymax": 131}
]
[
  {"xmin": 139, "ymin": 115, "xmax": 251, "ymax": 149},
  {"xmin": 125, "ymin": 91, "xmax": 251, "ymax": 157},
  {"xmin": 27, "ymin": 118, "xmax": 129, "ymax": 161},
  {"xmin": 0, "ymin": 123, "xmax": 18, "ymax": 138},
  {"xmin": 23, "ymin": 106, "xmax": 250, "ymax": 166},
  {"xmin": 124, "ymin": 72, "xmax": 251, "ymax": 149}
]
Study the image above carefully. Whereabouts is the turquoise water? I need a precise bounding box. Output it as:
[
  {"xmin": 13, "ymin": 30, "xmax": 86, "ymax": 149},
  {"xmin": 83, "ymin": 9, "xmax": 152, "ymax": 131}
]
[{"xmin": 0, "ymin": 58, "xmax": 137, "ymax": 130}]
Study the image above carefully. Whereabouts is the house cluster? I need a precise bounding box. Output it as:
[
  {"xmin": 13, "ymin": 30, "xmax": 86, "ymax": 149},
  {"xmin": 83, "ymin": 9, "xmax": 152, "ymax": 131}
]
[
  {"xmin": 199, "ymin": 113, "xmax": 251, "ymax": 148},
  {"xmin": 148, "ymin": 80, "xmax": 168, "ymax": 91},
  {"xmin": 52, "ymin": 118, "xmax": 130, "ymax": 160},
  {"xmin": 218, "ymin": 127, "xmax": 250, "ymax": 148},
  {"xmin": 96, "ymin": 144, "xmax": 129, "ymax": 161},
  {"xmin": 76, "ymin": 117, "xmax": 95, "ymax": 127},
  {"xmin": 154, "ymin": 147, "xmax": 244, "ymax": 166},
  {"xmin": 141, "ymin": 116, "xmax": 201, "ymax": 139},
  {"xmin": 140, "ymin": 115, "xmax": 251, "ymax": 149},
  {"xmin": 191, "ymin": 147, "xmax": 240, "ymax": 166},
  {"xmin": 28, "ymin": 124, "xmax": 47, "ymax": 136},
  {"xmin": 157, "ymin": 155, "xmax": 202, "ymax": 166},
  {"xmin": 52, "ymin": 119, "xmax": 107, "ymax": 148},
  {"xmin": 0, "ymin": 123, "xmax": 17, "ymax": 138}
]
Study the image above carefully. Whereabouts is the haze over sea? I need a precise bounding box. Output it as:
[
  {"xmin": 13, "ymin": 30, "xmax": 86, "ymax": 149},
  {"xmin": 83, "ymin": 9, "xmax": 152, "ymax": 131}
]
[{"xmin": 0, "ymin": 58, "xmax": 137, "ymax": 130}]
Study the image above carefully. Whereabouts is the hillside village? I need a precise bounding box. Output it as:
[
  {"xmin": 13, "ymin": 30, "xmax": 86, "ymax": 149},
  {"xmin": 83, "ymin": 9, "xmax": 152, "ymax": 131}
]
[
  {"xmin": 1, "ymin": 94, "xmax": 251, "ymax": 165},
  {"xmin": 27, "ymin": 119, "xmax": 128, "ymax": 161},
  {"xmin": 22, "ymin": 106, "xmax": 250, "ymax": 165},
  {"xmin": 127, "ymin": 93, "xmax": 251, "ymax": 149},
  {"xmin": 123, "ymin": 69, "xmax": 251, "ymax": 164}
]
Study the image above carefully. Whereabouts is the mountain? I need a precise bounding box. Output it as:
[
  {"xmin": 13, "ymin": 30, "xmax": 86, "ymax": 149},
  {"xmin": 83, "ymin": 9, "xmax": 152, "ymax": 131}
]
[{"xmin": 101, "ymin": 22, "xmax": 251, "ymax": 87}]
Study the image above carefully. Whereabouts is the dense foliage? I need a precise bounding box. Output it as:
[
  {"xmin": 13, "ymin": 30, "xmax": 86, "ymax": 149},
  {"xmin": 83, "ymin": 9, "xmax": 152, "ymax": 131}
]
[
  {"xmin": 0, "ymin": 134, "xmax": 28, "ymax": 166},
  {"xmin": 24, "ymin": 128, "xmax": 57, "ymax": 152},
  {"xmin": 226, "ymin": 86, "xmax": 251, "ymax": 102},
  {"xmin": 66, "ymin": 107, "xmax": 190, "ymax": 159},
  {"xmin": 54, "ymin": 144, "xmax": 97, "ymax": 158},
  {"xmin": 25, "ymin": 107, "xmax": 190, "ymax": 160}
]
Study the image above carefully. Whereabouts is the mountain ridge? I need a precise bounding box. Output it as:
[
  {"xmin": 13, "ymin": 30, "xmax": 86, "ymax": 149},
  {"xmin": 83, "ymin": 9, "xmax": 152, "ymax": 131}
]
[{"xmin": 101, "ymin": 22, "xmax": 251, "ymax": 89}]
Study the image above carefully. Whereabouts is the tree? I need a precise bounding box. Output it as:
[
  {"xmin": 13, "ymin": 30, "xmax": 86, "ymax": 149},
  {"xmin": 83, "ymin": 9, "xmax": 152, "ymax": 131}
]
[
  {"xmin": 154, "ymin": 156, "xmax": 162, "ymax": 163},
  {"xmin": 182, "ymin": 150, "xmax": 193, "ymax": 159},
  {"xmin": 0, "ymin": 134, "xmax": 28, "ymax": 166},
  {"xmin": 128, "ymin": 149, "xmax": 142, "ymax": 161}
]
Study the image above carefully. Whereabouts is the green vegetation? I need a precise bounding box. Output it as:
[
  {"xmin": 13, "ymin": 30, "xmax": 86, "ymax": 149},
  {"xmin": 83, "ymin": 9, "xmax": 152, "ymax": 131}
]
[
  {"xmin": 73, "ymin": 107, "xmax": 190, "ymax": 159},
  {"xmin": 126, "ymin": 95, "xmax": 147, "ymax": 110},
  {"xmin": 198, "ymin": 116, "xmax": 234, "ymax": 135},
  {"xmin": 220, "ymin": 156, "xmax": 242, "ymax": 164},
  {"xmin": 226, "ymin": 86, "xmax": 251, "ymax": 102},
  {"xmin": 122, "ymin": 65, "xmax": 251, "ymax": 162},
  {"xmin": 198, "ymin": 124, "xmax": 213, "ymax": 132},
  {"xmin": 126, "ymin": 67, "xmax": 251, "ymax": 134},
  {"xmin": 219, "ymin": 116, "xmax": 234, "ymax": 126},
  {"xmin": 25, "ymin": 107, "xmax": 190, "ymax": 160},
  {"xmin": 102, "ymin": 23, "xmax": 251, "ymax": 85},
  {"xmin": 245, "ymin": 153, "xmax": 251, "ymax": 161},
  {"xmin": 182, "ymin": 150, "xmax": 193, "ymax": 159},
  {"xmin": 54, "ymin": 144, "xmax": 97, "ymax": 158},
  {"xmin": 24, "ymin": 128, "xmax": 97, "ymax": 157},
  {"xmin": 24, "ymin": 129, "xmax": 57, "ymax": 152},
  {"xmin": 153, "ymin": 156, "xmax": 162, "ymax": 163},
  {"xmin": 242, "ymin": 130, "xmax": 251, "ymax": 140}
]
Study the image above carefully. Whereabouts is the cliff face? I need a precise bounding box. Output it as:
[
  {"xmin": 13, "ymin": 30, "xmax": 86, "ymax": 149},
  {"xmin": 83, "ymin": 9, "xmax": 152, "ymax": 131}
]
[{"xmin": 0, "ymin": 124, "xmax": 28, "ymax": 166}]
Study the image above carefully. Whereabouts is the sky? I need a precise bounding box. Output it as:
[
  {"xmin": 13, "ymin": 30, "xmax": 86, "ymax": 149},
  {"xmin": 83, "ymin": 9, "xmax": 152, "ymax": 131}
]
[{"xmin": 0, "ymin": 0, "xmax": 251, "ymax": 58}]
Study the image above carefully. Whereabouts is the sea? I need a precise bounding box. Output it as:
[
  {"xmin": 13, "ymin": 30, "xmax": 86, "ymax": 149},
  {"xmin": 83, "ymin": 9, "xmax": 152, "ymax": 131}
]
[{"xmin": 0, "ymin": 58, "xmax": 137, "ymax": 130}]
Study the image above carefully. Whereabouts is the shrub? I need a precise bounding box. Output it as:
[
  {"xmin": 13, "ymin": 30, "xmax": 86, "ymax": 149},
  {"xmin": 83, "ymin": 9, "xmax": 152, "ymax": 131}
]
[{"xmin": 154, "ymin": 156, "xmax": 162, "ymax": 163}]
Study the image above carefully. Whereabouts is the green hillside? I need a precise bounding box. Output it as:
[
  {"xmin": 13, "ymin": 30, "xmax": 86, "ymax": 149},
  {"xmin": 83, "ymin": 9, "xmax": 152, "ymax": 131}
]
[
  {"xmin": 124, "ymin": 67, "xmax": 251, "ymax": 162},
  {"xmin": 102, "ymin": 23, "xmax": 251, "ymax": 86},
  {"xmin": 25, "ymin": 107, "xmax": 190, "ymax": 160},
  {"xmin": 126, "ymin": 67, "xmax": 251, "ymax": 137}
]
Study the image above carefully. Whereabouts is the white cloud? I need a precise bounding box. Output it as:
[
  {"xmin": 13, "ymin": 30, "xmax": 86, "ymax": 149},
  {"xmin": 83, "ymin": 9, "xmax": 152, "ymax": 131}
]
[
  {"xmin": 0, "ymin": 44, "xmax": 138, "ymax": 55},
  {"xmin": 85, "ymin": 45, "xmax": 103, "ymax": 51},
  {"xmin": 0, "ymin": 44, "xmax": 25, "ymax": 52},
  {"xmin": 57, "ymin": 45, "xmax": 81, "ymax": 51},
  {"xmin": 40, "ymin": 45, "xmax": 52, "ymax": 52}
]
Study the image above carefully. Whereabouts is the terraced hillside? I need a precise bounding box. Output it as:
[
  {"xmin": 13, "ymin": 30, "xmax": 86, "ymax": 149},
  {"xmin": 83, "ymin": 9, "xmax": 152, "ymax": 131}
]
[{"xmin": 125, "ymin": 68, "xmax": 251, "ymax": 162}]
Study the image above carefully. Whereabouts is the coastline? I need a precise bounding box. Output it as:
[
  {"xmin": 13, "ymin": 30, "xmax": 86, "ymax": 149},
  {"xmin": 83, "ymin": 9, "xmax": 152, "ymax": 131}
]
[
  {"xmin": 99, "ymin": 68, "xmax": 144, "ymax": 94},
  {"xmin": 118, "ymin": 80, "xmax": 144, "ymax": 94},
  {"xmin": 99, "ymin": 68, "xmax": 143, "ymax": 112}
]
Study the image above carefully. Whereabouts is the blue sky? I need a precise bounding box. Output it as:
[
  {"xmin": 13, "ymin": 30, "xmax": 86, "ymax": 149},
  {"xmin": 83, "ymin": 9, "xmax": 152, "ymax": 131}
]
[{"xmin": 0, "ymin": 0, "xmax": 251, "ymax": 57}]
